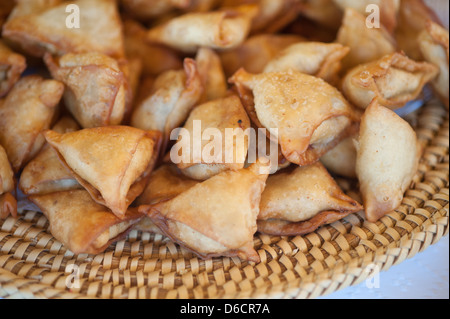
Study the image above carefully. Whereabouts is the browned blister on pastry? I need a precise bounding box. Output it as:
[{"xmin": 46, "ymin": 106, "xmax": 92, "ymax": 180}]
[
  {"xmin": 131, "ymin": 58, "xmax": 203, "ymax": 150},
  {"xmin": 336, "ymin": 8, "xmax": 396, "ymax": 71},
  {"xmin": 146, "ymin": 5, "xmax": 258, "ymax": 53},
  {"xmin": 173, "ymin": 95, "xmax": 251, "ymax": 180},
  {"xmin": 139, "ymin": 162, "xmax": 269, "ymax": 262},
  {"xmin": 0, "ymin": 75, "xmax": 63, "ymax": 172},
  {"xmin": 418, "ymin": 21, "xmax": 449, "ymax": 109},
  {"xmin": 0, "ymin": 144, "xmax": 16, "ymax": 219},
  {"xmin": 356, "ymin": 99, "xmax": 421, "ymax": 223},
  {"xmin": 29, "ymin": 189, "xmax": 143, "ymax": 255},
  {"xmin": 45, "ymin": 52, "xmax": 129, "ymax": 129},
  {"xmin": 2, "ymin": 0, "xmax": 125, "ymax": 59},
  {"xmin": 0, "ymin": 40, "xmax": 26, "ymax": 98},
  {"xmin": 229, "ymin": 69, "xmax": 360, "ymax": 166},
  {"xmin": 220, "ymin": 33, "xmax": 304, "ymax": 77},
  {"xmin": 264, "ymin": 42, "xmax": 350, "ymax": 84},
  {"xmin": 44, "ymin": 126, "xmax": 162, "ymax": 219},
  {"xmin": 257, "ymin": 162, "xmax": 362, "ymax": 236},
  {"xmin": 342, "ymin": 52, "xmax": 439, "ymax": 110},
  {"xmin": 395, "ymin": 0, "xmax": 442, "ymax": 61},
  {"xmin": 19, "ymin": 117, "xmax": 82, "ymax": 196},
  {"xmin": 333, "ymin": 0, "xmax": 400, "ymax": 33}
]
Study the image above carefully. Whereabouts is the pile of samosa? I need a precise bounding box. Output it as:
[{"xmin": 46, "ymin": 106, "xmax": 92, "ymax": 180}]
[{"xmin": 0, "ymin": 0, "xmax": 448, "ymax": 262}]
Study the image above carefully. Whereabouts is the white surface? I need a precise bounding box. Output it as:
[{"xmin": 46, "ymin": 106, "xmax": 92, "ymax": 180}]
[{"xmin": 320, "ymin": 235, "xmax": 449, "ymax": 299}]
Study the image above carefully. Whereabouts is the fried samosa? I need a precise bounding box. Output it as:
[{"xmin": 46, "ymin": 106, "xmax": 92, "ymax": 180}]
[
  {"xmin": 320, "ymin": 134, "xmax": 358, "ymax": 178},
  {"xmin": 45, "ymin": 52, "xmax": 129, "ymax": 129},
  {"xmin": 229, "ymin": 69, "xmax": 360, "ymax": 166},
  {"xmin": 146, "ymin": 5, "xmax": 258, "ymax": 53},
  {"xmin": 2, "ymin": 0, "xmax": 125, "ymax": 59},
  {"xmin": 19, "ymin": 117, "xmax": 82, "ymax": 196},
  {"xmin": 220, "ymin": 33, "xmax": 304, "ymax": 77},
  {"xmin": 130, "ymin": 58, "xmax": 203, "ymax": 150},
  {"xmin": 133, "ymin": 164, "xmax": 200, "ymax": 234},
  {"xmin": 395, "ymin": 0, "xmax": 442, "ymax": 61},
  {"xmin": 120, "ymin": 0, "xmax": 190, "ymax": 20},
  {"xmin": 263, "ymin": 42, "xmax": 350, "ymax": 84},
  {"xmin": 44, "ymin": 126, "xmax": 162, "ymax": 219},
  {"xmin": 0, "ymin": 75, "xmax": 63, "ymax": 172},
  {"xmin": 195, "ymin": 47, "xmax": 228, "ymax": 103},
  {"xmin": 299, "ymin": 0, "xmax": 343, "ymax": 30},
  {"xmin": 123, "ymin": 19, "xmax": 182, "ymax": 77},
  {"xmin": 222, "ymin": 0, "xmax": 301, "ymax": 34},
  {"xmin": 418, "ymin": 21, "xmax": 449, "ymax": 109},
  {"xmin": 0, "ymin": 40, "xmax": 26, "ymax": 98},
  {"xmin": 342, "ymin": 52, "xmax": 439, "ymax": 110},
  {"xmin": 173, "ymin": 95, "xmax": 251, "ymax": 180},
  {"xmin": 29, "ymin": 189, "xmax": 143, "ymax": 255},
  {"xmin": 336, "ymin": 8, "xmax": 396, "ymax": 71},
  {"xmin": 139, "ymin": 162, "xmax": 269, "ymax": 262},
  {"xmin": 0, "ymin": 144, "xmax": 16, "ymax": 219},
  {"xmin": 135, "ymin": 164, "xmax": 200, "ymax": 207},
  {"xmin": 258, "ymin": 163, "xmax": 362, "ymax": 236},
  {"xmin": 356, "ymin": 99, "xmax": 421, "ymax": 223}
]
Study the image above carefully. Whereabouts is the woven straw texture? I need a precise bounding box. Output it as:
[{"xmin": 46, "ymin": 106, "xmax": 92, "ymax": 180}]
[{"xmin": 0, "ymin": 99, "xmax": 448, "ymax": 299}]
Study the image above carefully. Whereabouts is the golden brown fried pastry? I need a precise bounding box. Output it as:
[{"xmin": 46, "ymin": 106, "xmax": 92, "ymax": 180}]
[
  {"xmin": 195, "ymin": 47, "xmax": 228, "ymax": 103},
  {"xmin": 173, "ymin": 95, "xmax": 251, "ymax": 180},
  {"xmin": 320, "ymin": 134, "xmax": 358, "ymax": 178},
  {"xmin": 0, "ymin": 40, "xmax": 27, "ymax": 98},
  {"xmin": 229, "ymin": 69, "xmax": 360, "ymax": 166},
  {"xmin": 356, "ymin": 99, "xmax": 421, "ymax": 223},
  {"xmin": 133, "ymin": 164, "xmax": 200, "ymax": 234},
  {"xmin": 0, "ymin": 144, "xmax": 16, "ymax": 219},
  {"xmin": 395, "ymin": 0, "xmax": 442, "ymax": 61},
  {"xmin": 45, "ymin": 52, "xmax": 129, "ymax": 129},
  {"xmin": 418, "ymin": 21, "xmax": 449, "ymax": 109},
  {"xmin": 139, "ymin": 162, "xmax": 269, "ymax": 262},
  {"xmin": 185, "ymin": 0, "xmax": 220, "ymax": 12},
  {"xmin": 342, "ymin": 52, "xmax": 439, "ymax": 110},
  {"xmin": 123, "ymin": 19, "xmax": 182, "ymax": 77},
  {"xmin": 130, "ymin": 58, "xmax": 203, "ymax": 150},
  {"xmin": 0, "ymin": 0, "xmax": 14, "ymax": 28},
  {"xmin": 29, "ymin": 189, "xmax": 143, "ymax": 255},
  {"xmin": 299, "ymin": 0, "xmax": 343, "ymax": 30},
  {"xmin": 220, "ymin": 33, "xmax": 304, "ymax": 77},
  {"xmin": 333, "ymin": 0, "xmax": 400, "ymax": 33},
  {"xmin": 223, "ymin": 0, "xmax": 301, "ymax": 33},
  {"xmin": 120, "ymin": 0, "xmax": 190, "ymax": 20},
  {"xmin": 336, "ymin": 8, "xmax": 396, "ymax": 71},
  {"xmin": 146, "ymin": 5, "xmax": 258, "ymax": 53},
  {"xmin": 257, "ymin": 163, "xmax": 362, "ymax": 236},
  {"xmin": 2, "ymin": 0, "xmax": 125, "ymax": 59},
  {"xmin": 0, "ymin": 75, "xmax": 63, "ymax": 172},
  {"xmin": 19, "ymin": 117, "xmax": 82, "ymax": 196},
  {"xmin": 135, "ymin": 164, "xmax": 200, "ymax": 207},
  {"xmin": 44, "ymin": 126, "xmax": 162, "ymax": 219},
  {"xmin": 263, "ymin": 42, "xmax": 350, "ymax": 84}
]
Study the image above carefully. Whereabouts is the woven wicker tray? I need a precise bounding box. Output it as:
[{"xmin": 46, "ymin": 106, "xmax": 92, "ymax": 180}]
[{"xmin": 0, "ymin": 99, "xmax": 448, "ymax": 299}]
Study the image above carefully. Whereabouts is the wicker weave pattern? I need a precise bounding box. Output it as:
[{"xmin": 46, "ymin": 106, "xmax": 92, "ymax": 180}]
[{"xmin": 0, "ymin": 100, "xmax": 448, "ymax": 299}]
